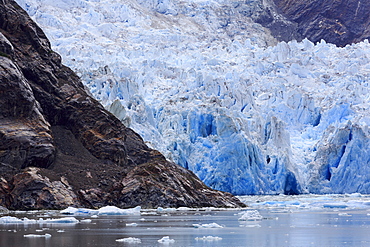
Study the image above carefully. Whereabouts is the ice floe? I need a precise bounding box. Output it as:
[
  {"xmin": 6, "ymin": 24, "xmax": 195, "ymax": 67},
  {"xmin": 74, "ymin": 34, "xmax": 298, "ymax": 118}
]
[
  {"xmin": 193, "ymin": 222, "xmax": 223, "ymax": 228},
  {"xmin": 158, "ymin": 236, "xmax": 175, "ymax": 244},
  {"xmin": 24, "ymin": 233, "xmax": 52, "ymax": 238},
  {"xmin": 238, "ymin": 210, "xmax": 263, "ymax": 221},
  {"xmin": 60, "ymin": 205, "xmax": 141, "ymax": 216},
  {"xmin": 0, "ymin": 216, "xmax": 79, "ymax": 224},
  {"xmin": 195, "ymin": 236, "xmax": 222, "ymax": 241},
  {"xmin": 116, "ymin": 237, "xmax": 141, "ymax": 243}
]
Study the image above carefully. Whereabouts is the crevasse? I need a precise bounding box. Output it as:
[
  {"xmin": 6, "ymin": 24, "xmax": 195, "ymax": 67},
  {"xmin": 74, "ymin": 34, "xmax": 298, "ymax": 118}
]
[{"xmin": 16, "ymin": 0, "xmax": 370, "ymax": 195}]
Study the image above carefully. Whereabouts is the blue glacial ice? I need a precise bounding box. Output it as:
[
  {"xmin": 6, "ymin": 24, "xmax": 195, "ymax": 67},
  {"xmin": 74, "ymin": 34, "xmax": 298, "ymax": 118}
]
[{"xmin": 15, "ymin": 0, "xmax": 370, "ymax": 195}]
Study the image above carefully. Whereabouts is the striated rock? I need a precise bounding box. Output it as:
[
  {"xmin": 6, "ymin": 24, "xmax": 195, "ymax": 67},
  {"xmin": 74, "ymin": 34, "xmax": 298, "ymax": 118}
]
[
  {"xmin": 0, "ymin": 177, "xmax": 10, "ymax": 207},
  {"xmin": 269, "ymin": 0, "xmax": 370, "ymax": 46},
  {"xmin": 111, "ymin": 161, "xmax": 241, "ymax": 208},
  {"xmin": 11, "ymin": 167, "xmax": 80, "ymax": 210},
  {"xmin": 0, "ymin": 0, "xmax": 244, "ymax": 210},
  {"xmin": 0, "ymin": 57, "xmax": 55, "ymax": 170}
]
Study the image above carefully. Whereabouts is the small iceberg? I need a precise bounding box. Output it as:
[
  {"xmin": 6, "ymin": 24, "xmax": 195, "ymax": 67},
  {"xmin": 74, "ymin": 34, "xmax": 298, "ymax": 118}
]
[
  {"xmin": 195, "ymin": 236, "xmax": 222, "ymax": 241},
  {"xmin": 60, "ymin": 205, "xmax": 141, "ymax": 216},
  {"xmin": 24, "ymin": 233, "xmax": 51, "ymax": 238},
  {"xmin": 192, "ymin": 223, "xmax": 223, "ymax": 228},
  {"xmin": 238, "ymin": 210, "xmax": 263, "ymax": 221},
  {"xmin": 80, "ymin": 219, "xmax": 92, "ymax": 223},
  {"xmin": 157, "ymin": 207, "xmax": 176, "ymax": 213},
  {"xmin": 126, "ymin": 223, "xmax": 138, "ymax": 227},
  {"xmin": 39, "ymin": 217, "xmax": 79, "ymax": 224},
  {"xmin": 0, "ymin": 216, "xmax": 34, "ymax": 224},
  {"xmin": 98, "ymin": 206, "xmax": 141, "ymax": 215},
  {"xmin": 116, "ymin": 237, "xmax": 141, "ymax": 243},
  {"xmin": 60, "ymin": 207, "xmax": 93, "ymax": 215},
  {"xmin": 158, "ymin": 236, "xmax": 175, "ymax": 244},
  {"xmin": 338, "ymin": 212, "xmax": 352, "ymax": 217},
  {"xmin": 0, "ymin": 216, "xmax": 79, "ymax": 224}
]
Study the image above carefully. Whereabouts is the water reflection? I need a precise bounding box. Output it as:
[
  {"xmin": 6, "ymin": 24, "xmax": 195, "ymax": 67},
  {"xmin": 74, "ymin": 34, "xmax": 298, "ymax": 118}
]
[{"xmin": 1, "ymin": 196, "xmax": 370, "ymax": 247}]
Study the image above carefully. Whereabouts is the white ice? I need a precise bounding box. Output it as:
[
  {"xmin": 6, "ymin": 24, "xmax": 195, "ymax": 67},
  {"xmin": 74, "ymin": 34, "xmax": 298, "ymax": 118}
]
[
  {"xmin": 116, "ymin": 237, "xmax": 142, "ymax": 243},
  {"xmin": 238, "ymin": 210, "xmax": 263, "ymax": 221},
  {"xmin": 15, "ymin": 0, "xmax": 370, "ymax": 195},
  {"xmin": 23, "ymin": 233, "xmax": 52, "ymax": 238},
  {"xmin": 158, "ymin": 236, "xmax": 175, "ymax": 244},
  {"xmin": 0, "ymin": 216, "xmax": 79, "ymax": 224},
  {"xmin": 195, "ymin": 236, "xmax": 222, "ymax": 241},
  {"xmin": 192, "ymin": 222, "xmax": 223, "ymax": 228},
  {"xmin": 60, "ymin": 205, "xmax": 141, "ymax": 216},
  {"xmin": 126, "ymin": 222, "xmax": 138, "ymax": 226}
]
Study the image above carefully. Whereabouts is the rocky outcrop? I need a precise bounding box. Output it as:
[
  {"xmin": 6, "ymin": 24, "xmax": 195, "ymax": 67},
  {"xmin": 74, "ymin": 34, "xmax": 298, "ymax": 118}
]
[
  {"xmin": 267, "ymin": 0, "xmax": 370, "ymax": 46},
  {"xmin": 0, "ymin": 0, "xmax": 244, "ymax": 210}
]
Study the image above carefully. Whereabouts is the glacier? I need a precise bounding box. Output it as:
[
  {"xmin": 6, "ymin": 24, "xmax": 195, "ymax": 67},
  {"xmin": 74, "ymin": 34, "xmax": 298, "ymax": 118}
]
[{"xmin": 14, "ymin": 0, "xmax": 370, "ymax": 195}]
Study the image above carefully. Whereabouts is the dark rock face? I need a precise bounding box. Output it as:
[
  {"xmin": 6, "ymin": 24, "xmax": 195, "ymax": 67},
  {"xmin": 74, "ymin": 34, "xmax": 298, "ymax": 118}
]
[
  {"xmin": 0, "ymin": 0, "xmax": 244, "ymax": 210},
  {"xmin": 270, "ymin": 0, "xmax": 370, "ymax": 46}
]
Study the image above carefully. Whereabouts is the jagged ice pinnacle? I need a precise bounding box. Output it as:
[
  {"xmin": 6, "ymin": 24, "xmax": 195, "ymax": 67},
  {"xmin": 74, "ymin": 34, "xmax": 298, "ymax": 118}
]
[{"xmin": 16, "ymin": 0, "xmax": 370, "ymax": 195}]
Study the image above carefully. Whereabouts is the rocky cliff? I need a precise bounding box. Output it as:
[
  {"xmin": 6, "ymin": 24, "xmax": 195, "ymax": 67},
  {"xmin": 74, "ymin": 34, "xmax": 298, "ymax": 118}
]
[
  {"xmin": 0, "ymin": 0, "xmax": 244, "ymax": 210},
  {"xmin": 266, "ymin": 0, "xmax": 370, "ymax": 46}
]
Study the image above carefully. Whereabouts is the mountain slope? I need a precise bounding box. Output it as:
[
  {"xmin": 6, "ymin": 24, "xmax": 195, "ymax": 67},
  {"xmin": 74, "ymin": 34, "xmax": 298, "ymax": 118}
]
[
  {"xmin": 0, "ymin": 0, "xmax": 244, "ymax": 209},
  {"xmin": 271, "ymin": 0, "xmax": 370, "ymax": 46}
]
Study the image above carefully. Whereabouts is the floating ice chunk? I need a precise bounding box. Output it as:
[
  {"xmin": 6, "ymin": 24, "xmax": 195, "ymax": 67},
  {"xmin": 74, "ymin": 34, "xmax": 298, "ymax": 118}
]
[
  {"xmin": 61, "ymin": 206, "xmax": 141, "ymax": 216},
  {"xmin": 80, "ymin": 219, "xmax": 92, "ymax": 223},
  {"xmin": 238, "ymin": 210, "xmax": 263, "ymax": 221},
  {"xmin": 116, "ymin": 237, "xmax": 141, "ymax": 243},
  {"xmin": 348, "ymin": 193, "xmax": 362, "ymax": 198},
  {"xmin": 338, "ymin": 213, "xmax": 351, "ymax": 216},
  {"xmin": 39, "ymin": 217, "xmax": 79, "ymax": 224},
  {"xmin": 158, "ymin": 236, "xmax": 175, "ymax": 244},
  {"xmin": 192, "ymin": 223, "xmax": 223, "ymax": 228},
  {"xmin": 0, "ymin": 216, "xmax": 79, "ymax": 224},
  {"xmin": 195, "ymin": 236, "xmax": 222, "ymax": 241},
  {"xmin": 60, "ymin": 207, "xmax": 97, "ymax": 215},
  {"xmin": 126, "ymin": 223, "xmax": 138, "ymax": 227},
  {"xmin": 20, "ymin": 217, "xmax": 38, "ymax": 224},
  {"xmin": 157, "ymin": 207, "xmax": 176, "ymax": 213},
  {"xmin": 97, "ymin": 206, "xmax": 141, "ymax": 215},
  {"xmin": 177, "ymin": 207, "xmax": 191, "ymax": 211},
  {"xmin": 0, "ymin": 216, "xmax": 26, "ymax": 224},
  {"xmin": 24, "ymin": 233, "xmax": 51, "ymax": 238}
]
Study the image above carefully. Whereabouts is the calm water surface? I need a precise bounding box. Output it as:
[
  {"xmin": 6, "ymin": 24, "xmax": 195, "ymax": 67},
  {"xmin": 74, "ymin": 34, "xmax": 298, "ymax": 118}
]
[{"xmin": 1, "ymin": 195, "xmax": 370, "ymax": 247}]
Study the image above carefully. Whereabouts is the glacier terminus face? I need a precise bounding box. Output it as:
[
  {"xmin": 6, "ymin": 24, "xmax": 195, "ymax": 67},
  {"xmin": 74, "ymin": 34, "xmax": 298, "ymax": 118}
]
[{"xmin": 15, "ymin": 0, "xmax": 370, "ymax": 195}]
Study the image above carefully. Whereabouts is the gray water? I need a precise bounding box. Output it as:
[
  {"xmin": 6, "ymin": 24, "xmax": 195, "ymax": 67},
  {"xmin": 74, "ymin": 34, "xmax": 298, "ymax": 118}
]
[{"xmin": 1, "ymin": 208, "xmax": 370, "ymax": 247}]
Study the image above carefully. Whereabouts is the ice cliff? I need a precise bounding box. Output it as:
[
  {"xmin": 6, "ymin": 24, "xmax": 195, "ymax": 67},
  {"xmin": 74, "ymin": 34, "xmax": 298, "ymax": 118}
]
[
  {"xmin": 16, "ymin": 0, "xmax": 370, "ymax": 195},
  {"xmin": 0, "ymin": 0, "xmax": 244, "ymax": 210}
]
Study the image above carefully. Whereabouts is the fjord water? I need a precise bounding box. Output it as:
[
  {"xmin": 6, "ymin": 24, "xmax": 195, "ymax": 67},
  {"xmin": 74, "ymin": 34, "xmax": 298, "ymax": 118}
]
[{"xmin": 1, "ymin": 195, "xmax": 370, "ymax": 247}]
